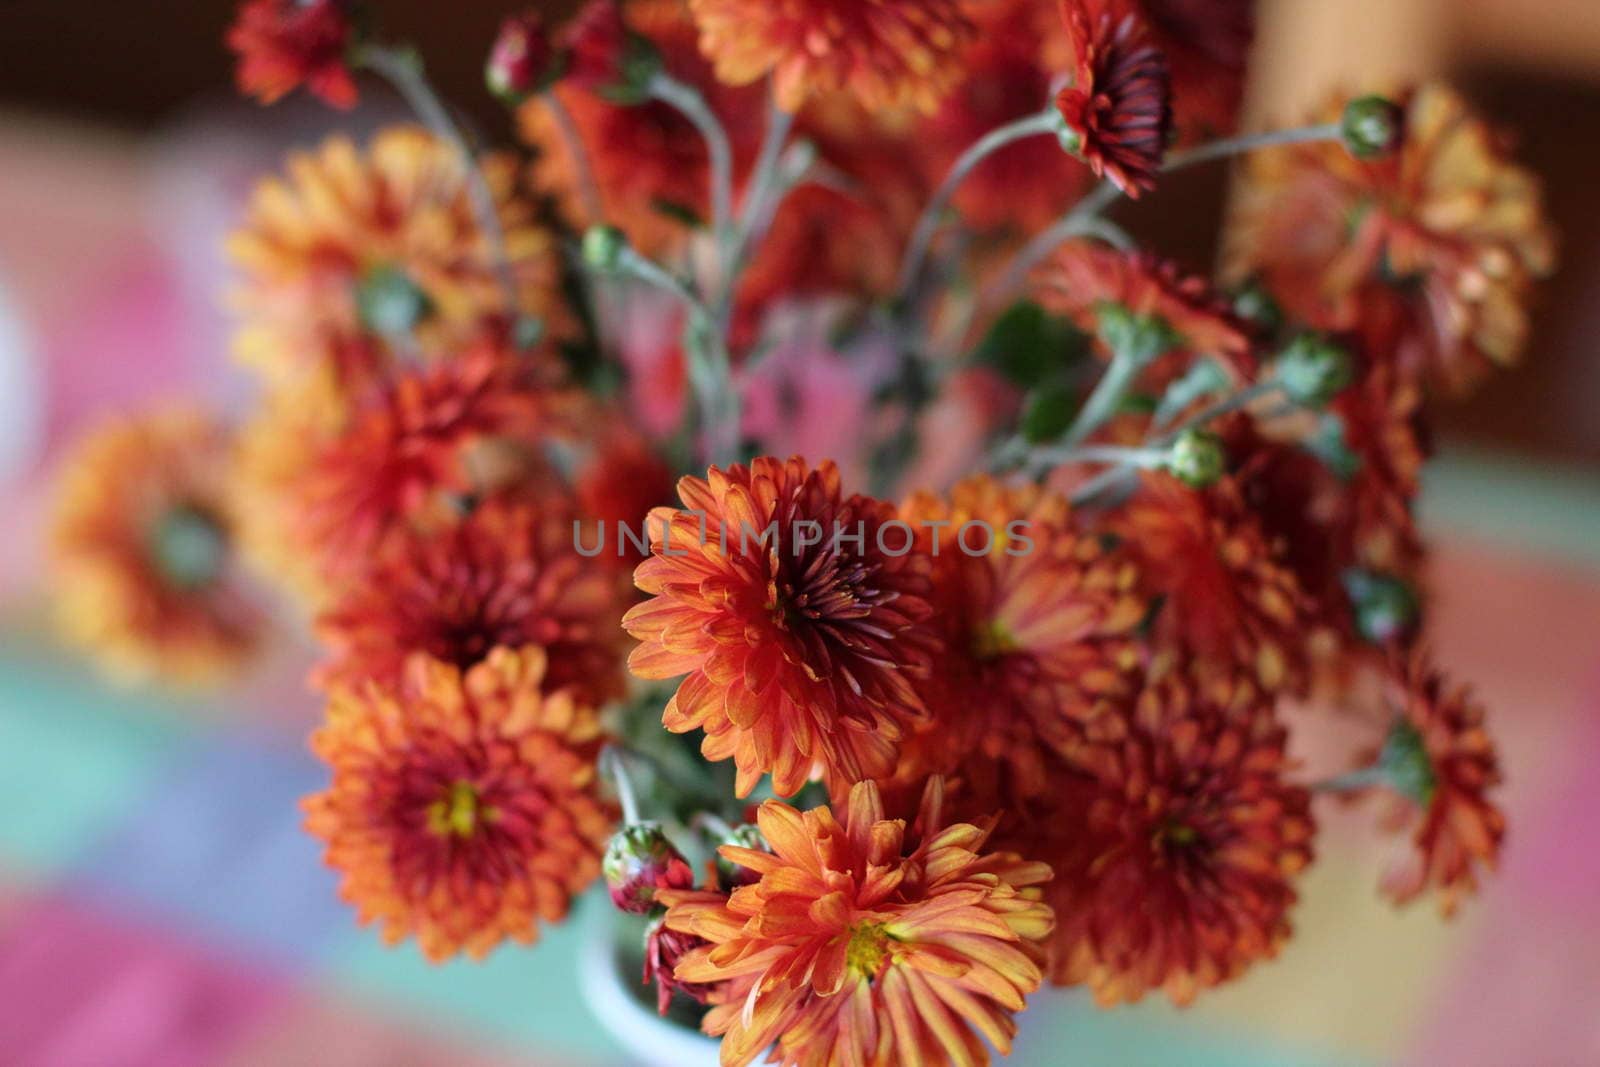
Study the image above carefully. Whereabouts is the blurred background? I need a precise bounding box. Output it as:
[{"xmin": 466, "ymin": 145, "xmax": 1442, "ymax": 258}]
[{"xmin": 0, "ymin": 1, "xmax": 1597, "ymax": 1065}]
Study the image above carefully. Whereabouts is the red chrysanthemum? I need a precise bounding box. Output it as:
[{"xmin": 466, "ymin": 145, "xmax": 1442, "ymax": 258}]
[
  {"xmin": 660, "ymin": 778, "xmax": 1054, "ymax": 1067},
  {"xmin": 289, "ymin": 342, "xmax": 556, "ymax": 580},
  {"xmin": 574, "ymin": 427, "xmax": 677, "ymax": 568},
  {"xmin": 892, "ymin": 476, "xmax": 1145, "ymax": 804},
  {"xmin": 49, "ymin": 405, "xmax": 268, "ymax": 688},
  {"xmin": 1034, "ymin": 241, "xmax": 1258, "ymax": 391},
  {"xmin": 313, "ymin": 495, "xmax": 628, "ymax": 706},
  {"xmin": 686, "ymin": 0, "xmax": 975, "ymax": 114},
  {"xmin": 226, "ymin": 0, "xmax": 359, "ymax": 109},
  {"xmin": 304, "ymin": 647, "xmax": 615, "ymax": 961},
  {"xmin": 1114, "ymin": 470, "xmax": 1316, "ymax": 701},
  {"xmin": 643, "ymin": 916, "xmax": 716, "ymax": 1015},
  {"xmin": 1368, "ymin": 652, "xmax": 1505, "ymax": 915},
  {"xmin": 1055, "ymin": 0, "xmax": 1172, "ymax": 197},
  {"xmin": 622, "ymin": 457, "xmax": 935, "ymax": 798},
  {"xmin": 1014, "ymin": 675, "xmax": 1314, "ymax": 1005},
  {"xmin": 1225, "ymin": 85, "xmax": 1556, "ymax": 394}
]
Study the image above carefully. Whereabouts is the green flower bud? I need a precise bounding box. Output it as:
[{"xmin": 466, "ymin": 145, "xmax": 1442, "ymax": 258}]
[
  {"xmin": 1275, "ymin": 334, "xmax": 1355, "ymax": 407},
  {"xmin": 1341, "ymin": 95, "xmax": 1404, "ymax": 160},
  {"xmin": 1343, "ymin": 569, "xmax": 1419, "ymax": 644},
  {"xmin": 1164, "ymin": 429, "xmax": 1227, "ymax": 488},
  {"xmin": 581, "ymin": 224, "xmax": 629, "ymax": 273}
]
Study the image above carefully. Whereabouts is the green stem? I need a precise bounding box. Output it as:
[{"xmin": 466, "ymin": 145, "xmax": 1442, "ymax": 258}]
[
  {"xmin": 1062, "ymin": 346, "xmax": 1145, "ymax": 449},
  {"xmin": 542, "ymin": 91, "xmax": 606, "ymax": 226},
  {"xmin": 359, "ymin": 46, "xmax": 518, "ymax": 312},
  {"xmin": 1152, "ymin": 380, "xmax": 1284, "ymax": 446},
  {"xmin": 896, "ymin": 108, "xmax": 1063, "ymax": 298},
  {"xmin": 600, "ymin": 746, "xmax": 642, "ymax": 825},
  {"xmin": 648, "ymin": 72, "xmax": 735, "ymax": 250},
  {"xmin": 1025, "ymin": 443, "xmax": 1168, "ymax": 471},
  {"xmin": 985, "ymin": 179, "xmax": 1123, "ymax": 304},
  {"xmin": 726, "ymin": 94, "xmax": 796, "ymax": 291},
  {"xmin": 1310, "ymin": 765, "xmax": 1387, "ymax": 794},
  {"xmin": 1164, "ymin": 122, "xmax": 1343, "ymax": 173}
]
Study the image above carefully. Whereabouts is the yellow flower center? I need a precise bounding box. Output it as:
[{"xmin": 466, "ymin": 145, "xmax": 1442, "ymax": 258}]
[
  {"xmin": 428, "ymin": 781, "xmax": 486, "ymax": 838},
  {"xmin": 971, "ymin": 618, "xmax": 1019, "ymax": 660},
  {"xmin": 846, "ymin": 921, "xmax": 892, "ymax": 980}
]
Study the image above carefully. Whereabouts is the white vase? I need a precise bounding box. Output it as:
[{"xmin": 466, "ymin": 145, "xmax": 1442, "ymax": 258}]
[{"xmin": 577, "ymin": 908, "xmax": 722, "ymax": 1067}]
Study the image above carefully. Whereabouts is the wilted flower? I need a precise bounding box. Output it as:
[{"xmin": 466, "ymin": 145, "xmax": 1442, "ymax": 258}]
[
  {"xmin": 226, "ymin": 0, "xmax": 359, "ymax": 109},
  {"xmin": 1226, "ymin": 85, "xmax": 1556, "ymax": 394},
  {"xmin": 1370, "ymin": 652, "xmax": 1505, "ymax": 914},
  {"xmin": 660, "ymin": 779, "xmax": 1054, "ymax": 1066},
  {"xmin": 49, "ymin": 405, "xmax": 266, "ymax": 688},
  {"xmin": 304, "ymin": 647, "xmax": 614, "ymax": 962},
  {"xmin": 1055, "ymin": 0, "xmax": 1173, "ymax": 197},
  {"xmin": 686, "ymin": 0, "xmax": 974, "ymax": 113},
  {"xmin": 622, "ymin": 458, "xmax": 935, "ymax": 797}
]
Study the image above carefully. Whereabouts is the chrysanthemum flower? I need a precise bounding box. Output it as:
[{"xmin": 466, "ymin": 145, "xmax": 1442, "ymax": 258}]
[
  {"xmin": 622, "ymin": 457, "xmax": 935, "ymax": 797},
  {"xmin": 226, "ymin": 0, "xmax": 358, "ymax": 109},
  {"xmin": 1034, "ymin": 241, "xmax": 1257, "ymax": 390},
  {"xmin": 521, "ymin": 0, "xmax": 764, "ymax": 254},
  {"xmin": 1369, "ymin": 653, "xmax": 1504, "ymax": 915},
  {"xmin": 289, "ymin": 341, "xmax": 558, "ymax": 581},
  {"xmin": 1017, "ymin": 676, "xmax": 1314, "ymax": 1005},
  {"xmin": 660, "ymin": 778, "xmax": 1054, "ymax": 1066},
  {"xmin": 314, "ymin": 495, "xmax": 628, "ymax": 705},
  {"xmin": 228, "ymin": 126, "xmax": 566, "ymax": 400},
  {"xmin": 49, "ymin": 405, "xmax": 266, "ymax": 688},
  {"xmin": 1114, "ymin": 470, "xmax": 1315, "ymax": 700},
  {"xmin": 915, "ymin": 0, "xmax": 1090, "ymax": 232},
  {"xmin": 893, "ymin": 476, "xmax": 1145, "ymax": 802},
  {"xmin": 1055, "ymin": 0, "xmax": 1173, "ymax": 197},
  {"xmin": 304, "ymin": 647, "xmax": 614, "ymax": 962},
  {"xmin": 644, "ymin": 915, "xmax": 715, "ymax": 1014},
  {"xmin": 686, "ymin": 0, "xmax": 975, "ymax": 114},
  {"xmin": 1225, "ymin": 85, "xmax": 1556, "ymax": 394}
]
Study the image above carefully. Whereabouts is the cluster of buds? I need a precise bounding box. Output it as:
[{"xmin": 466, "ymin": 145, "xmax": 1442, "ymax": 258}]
[
  {"xmin": 486, "ymin": 2, "xmax": 661, "ymax": 105},
  {"xmin": 601, "ymin": 816, "xmax": 768, "ymax": 1014}
]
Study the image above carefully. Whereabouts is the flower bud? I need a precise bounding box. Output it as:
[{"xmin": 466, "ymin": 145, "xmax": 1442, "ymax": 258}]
[
  {"xmin": 562, "ymin": 0, "xmax": 661, "ymax": 105},
  {"xmin": 643, "ymin": 914, "xmax": 715, "ymax": 1014},
  {"xmin": 1343, "ymin": 569, "xmax": 1418, "ymax": 645},
  {"xmin": 714, "ymin": 823, "xmax": 769, "ymax": 891},
  {"xmin": 602, "ymin": 822, "xmax": 693, "ymax": 914},
  {"xmin": 581, "ymin": 224, "xmax": 629, "ymax": 273},
  {"xmin": 1341, "ymin": 95, "xmax": 1404, "ymax": 160},
  {"xmin": 1274, "ymin": 334, "xmax": 1354, "ymax": 408},
  {"xmin": 486, "ymin": 12, "xmax": 564, "ymax": 104},
  {"xmin": 1164, "ymin": 429, "xmax": 1227, "ymax": 488},
  {"xmin": 1231, "ymin": 279, "xmax": 1284, "ymax": 335}
]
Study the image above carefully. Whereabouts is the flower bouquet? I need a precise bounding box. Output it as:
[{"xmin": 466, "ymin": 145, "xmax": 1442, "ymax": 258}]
[{"xmin": 47, "ymin": 0, "xmax": 1554, "ymax": 1063}]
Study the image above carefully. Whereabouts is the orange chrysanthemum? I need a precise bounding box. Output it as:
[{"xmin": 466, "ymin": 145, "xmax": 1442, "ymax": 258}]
[
  {"xmin": 314, "ymin": 496, "xmax": 628, "ymax": 706},
  {"xmin": 622, "ymin": 458, "xmax": 935, "ymax": 797},
  {"xmin": 1018, "ymin": 676, "xmax": 1314, "ymax": 1004},
  {"xmin": 686, "ymin": 0, "xmax": 975, "ymax": 114},
  {"xmin": 49, "ymin": 405, "xmax": 266, "ymax": 688},
  {"xmin": 1115, "ymin": 470, "xmax": 1315, "ymax": 700},
  {"xmin": 304, "ymin": 647, "xmax": 614, "ymax": 962},
  {"xmin": 916, "ymin": 0, "xmax": 1089, "ymax": 232},
  {"xmin": 226, "ymin": 0, "xmax": 358, "ymax": 109},
  {"xmin": 893, "ymin": 476, "xmax": 1145, "ymax": 802},
  {"xmin": 1226, "ymin": 85, "xmax": 1556, "ymax": 394},
  {"xmin": 1035, "ymin": 241, "xmax": 1258, "ymax": 390},
  {"xmin": 521, "ymin": 1, "xmax": 765, "ymax": 255},
  {"xmin": 228, "ymin": 126, "xmax": 566, "ymax": 402},
  {"xmin": 289, "ymin": 342, "xmax": 560, "ymax": 581},
  {"xmin": 660, "ymin": 779, "xmax": 1054, "ymax": 1067},
  {"xmin": 1368, "ymin": 652, "xmax": 1504, "ymax": 915},
  {"xmin": 1055, "ymin": 0, "xmax": 1172, "ymax": 197}
]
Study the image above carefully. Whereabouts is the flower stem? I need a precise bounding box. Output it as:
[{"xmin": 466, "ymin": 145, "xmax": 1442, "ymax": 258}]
[
  {"xmin": 985, "ymin": 178, "xmax": 1124, "ymax": 305},
  {"xmin": 1310, "ymin": 765, "xmax": 1387, "ymax": 794},
  {"xmin": 1163, "ymin": 122, "xmax": 1343, "ymax": 173},
  {"xmin": 542, "ymin": 91, "xmax": 606, "ymax": 226},
  {"xmin": 1025, "ymin": 443, "xmax": 1169, "ymax": 472},
  {"xmin": 649, "ymin": 72, "xmax": 735, "ymax": 251},
  {"xmin": 896, "ymin": 107, "xmax": 1063, "ymax": 298},
  {"xmin": 1152, "ymin": 380, "xmax": 1284, "ymax": 446},
  {"xmin": 600, "ymin": 746, "xmax": 643, "ymax": 825},
  {"xmin": 726, "ymin": 93, "xmax": 797, "ymax": 290},
  {"xmin": 359, "ymin": 45, "xmax": 519, "ymax": 313}
]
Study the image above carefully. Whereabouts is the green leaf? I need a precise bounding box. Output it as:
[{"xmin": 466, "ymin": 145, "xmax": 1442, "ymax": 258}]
[
  {"xmin": 973, "ymin": 301, "xmax": 1088, "ymax": 390},
  {"xmin": 651, "ymin": 197, "xmax": 706, "ymax": 230},
  {"xmin": 1021, "ymin": 380, "xmax": 1079, "ymax": 444}
]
